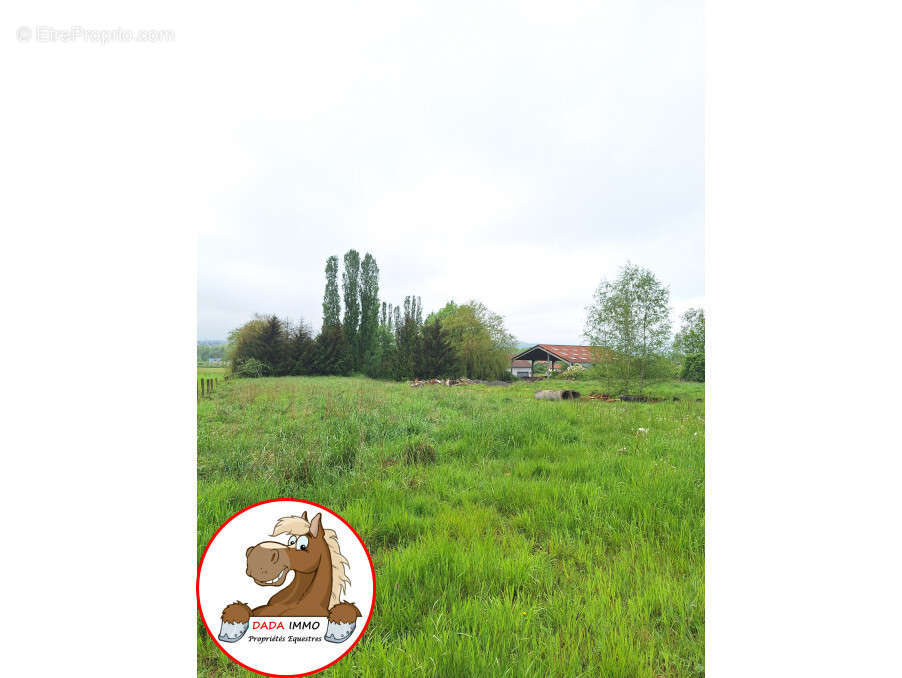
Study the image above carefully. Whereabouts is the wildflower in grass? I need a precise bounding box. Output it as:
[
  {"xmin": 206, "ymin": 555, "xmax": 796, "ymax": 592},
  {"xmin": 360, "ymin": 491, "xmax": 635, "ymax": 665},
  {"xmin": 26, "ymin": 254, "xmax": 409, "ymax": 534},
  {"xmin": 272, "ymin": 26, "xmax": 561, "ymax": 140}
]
[{"xmin": 636, "ymin": 427, "xmax": 649, "ymax": 435}]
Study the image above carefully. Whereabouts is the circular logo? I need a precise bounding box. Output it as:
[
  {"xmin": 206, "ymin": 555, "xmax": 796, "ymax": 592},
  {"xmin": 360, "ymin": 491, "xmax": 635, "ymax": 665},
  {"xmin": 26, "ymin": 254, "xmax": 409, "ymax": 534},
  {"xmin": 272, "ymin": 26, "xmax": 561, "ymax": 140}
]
[{"xmin": 197, "ymin": 499, "xmax": 375, "ymax": 676}]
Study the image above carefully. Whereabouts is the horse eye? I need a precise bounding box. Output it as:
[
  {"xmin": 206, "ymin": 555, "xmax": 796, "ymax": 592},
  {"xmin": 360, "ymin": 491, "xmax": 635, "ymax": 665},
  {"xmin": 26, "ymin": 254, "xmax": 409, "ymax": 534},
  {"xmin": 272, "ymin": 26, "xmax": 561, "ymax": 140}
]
[
  {"xmin": 287, "ymin": 535, "xmax": 297, "ymax": 546},
  {"xmin": 296, "ymin": 535, "xmax": 309, "ymax": 550}
]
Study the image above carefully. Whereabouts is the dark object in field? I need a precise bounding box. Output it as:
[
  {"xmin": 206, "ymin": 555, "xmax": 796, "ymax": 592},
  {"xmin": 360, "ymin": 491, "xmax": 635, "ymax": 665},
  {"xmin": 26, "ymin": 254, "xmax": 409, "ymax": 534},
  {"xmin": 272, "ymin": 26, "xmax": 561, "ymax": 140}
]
[
  {"xmin": 696, "ymin": 398, "xmax": 703, "ymax": 402},
  {"xmin": 619, "ymin": 395, "xmax": 648, "ymax": 402},
  {"xmin": 534, "ymin": 389, "xmax": 581, "ymax": 401},
  {"xmin": 673, "ymin": 397, "xmax": 680, "ymax": 401}
]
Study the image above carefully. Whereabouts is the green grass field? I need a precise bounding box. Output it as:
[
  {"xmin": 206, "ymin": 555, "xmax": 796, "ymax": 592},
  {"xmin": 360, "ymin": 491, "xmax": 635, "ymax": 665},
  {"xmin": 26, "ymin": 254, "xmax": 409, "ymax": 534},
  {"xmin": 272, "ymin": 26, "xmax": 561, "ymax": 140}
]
[
  {"xmin": 198, "ymin": 376, "xmax": 704, "ymax": 677},
  {"xmin": 198, "ymin": 366, "xmax": 229, "ymax": 378}
]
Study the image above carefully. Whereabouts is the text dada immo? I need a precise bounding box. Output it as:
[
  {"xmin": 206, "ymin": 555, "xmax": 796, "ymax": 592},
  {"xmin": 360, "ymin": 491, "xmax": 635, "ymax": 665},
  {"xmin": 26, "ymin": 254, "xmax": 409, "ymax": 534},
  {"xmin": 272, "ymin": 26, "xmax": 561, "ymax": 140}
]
[{"xmin": 252, "ymin": 620, "xmax": 321, "ymax": 631}]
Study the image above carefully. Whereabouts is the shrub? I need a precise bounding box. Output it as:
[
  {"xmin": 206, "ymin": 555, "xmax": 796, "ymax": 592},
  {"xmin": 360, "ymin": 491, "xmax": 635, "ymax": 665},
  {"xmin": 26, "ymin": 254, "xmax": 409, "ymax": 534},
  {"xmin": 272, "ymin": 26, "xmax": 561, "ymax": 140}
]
[
  {"xmin": 681, "ymin": 353, "xmax": 705, "ymax": 382},
  {"xmin": 235, "ymin": 357, "xmax": 271, "ymax": 378},
  {"xmin": 559, "ymin": 364, "xmax": 588, "ymax": 380}
]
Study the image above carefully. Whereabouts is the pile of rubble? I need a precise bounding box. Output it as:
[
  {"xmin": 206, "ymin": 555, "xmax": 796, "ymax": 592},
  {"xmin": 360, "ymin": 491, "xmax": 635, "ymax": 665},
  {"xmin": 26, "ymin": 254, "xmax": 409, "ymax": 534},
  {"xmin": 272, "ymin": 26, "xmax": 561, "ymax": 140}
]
[
  {"xmin": 586, "ymin": 392, "xmax": 684, "ymax": 403},
  {"xmin": 409, "ymin": 377, "xmax": 510, "ymax": 387}
]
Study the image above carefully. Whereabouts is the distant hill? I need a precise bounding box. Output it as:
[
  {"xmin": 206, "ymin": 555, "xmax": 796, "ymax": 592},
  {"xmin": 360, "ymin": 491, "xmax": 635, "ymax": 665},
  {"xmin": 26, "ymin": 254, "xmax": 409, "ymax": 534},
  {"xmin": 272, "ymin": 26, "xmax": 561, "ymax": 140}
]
[
  {"xmin": 198, "ymin": 339, "xmax": 227, "ymax": 346},
  {"xmin": 514, "ymin": 341, "xmax": 535, "ymax": 349}
]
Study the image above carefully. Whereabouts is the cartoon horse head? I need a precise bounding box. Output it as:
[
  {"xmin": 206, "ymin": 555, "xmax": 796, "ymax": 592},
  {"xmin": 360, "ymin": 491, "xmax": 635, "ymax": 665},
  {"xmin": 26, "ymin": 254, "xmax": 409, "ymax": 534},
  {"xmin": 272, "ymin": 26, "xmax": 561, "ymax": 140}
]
[{"xmin": 245, "ymin": 512, "xmax": 333, "ymax": 588}]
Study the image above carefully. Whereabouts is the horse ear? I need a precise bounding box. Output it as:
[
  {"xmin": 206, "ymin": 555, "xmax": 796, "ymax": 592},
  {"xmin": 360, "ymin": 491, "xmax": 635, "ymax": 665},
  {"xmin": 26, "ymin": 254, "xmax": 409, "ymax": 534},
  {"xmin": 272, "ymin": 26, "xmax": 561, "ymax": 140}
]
[
  {"xmin": 301, "ymin": 511, "xmax": 308, "ymax": 521},
  {"xmin": 309, "ymin": 512, "xmax": 322, "ymax": 538}
]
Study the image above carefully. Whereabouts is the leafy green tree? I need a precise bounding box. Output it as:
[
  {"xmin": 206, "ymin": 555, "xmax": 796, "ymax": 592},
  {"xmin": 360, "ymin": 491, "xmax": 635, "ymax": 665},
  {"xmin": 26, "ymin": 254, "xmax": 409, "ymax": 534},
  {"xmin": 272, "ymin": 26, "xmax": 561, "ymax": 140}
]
[
  {"xmin": 681, "ymin": 353, "xmax": 705, "ymax": 381},
  {"xmin": 441, "ymin": 300, "xmax": 515, "ymax": 379},
  {"xmin": 584, "ymin": 262, "xmax": 672, "ymax": 393},
  {"xmin": 322, "ymin": 256, "xmax": 341, "ymax": 329},
  {"xmin": 358, "ymin": 253, "xmax": 380, "ymax": 370},
  {"xmin": 342, "ymin": 250, "xmax": 361, "ymax": 367},
  {"xmin": 425, "ymin": 301, "xmax": 458, "ymax": 327},
  {"xmin": 674, "ymin": 308, "xmax": 705, "ymax": 357},
  {"xmin": 227, "ymin": 316, "xmax": 270, "ymax": 374}
]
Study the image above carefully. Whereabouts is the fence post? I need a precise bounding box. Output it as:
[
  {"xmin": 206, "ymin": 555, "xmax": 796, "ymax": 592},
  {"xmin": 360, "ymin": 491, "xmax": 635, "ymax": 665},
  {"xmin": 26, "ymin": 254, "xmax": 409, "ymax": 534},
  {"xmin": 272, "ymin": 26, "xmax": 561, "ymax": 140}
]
[{"xmin": 201, "ymin": 379, "xmax": 205, "ymax": 397}]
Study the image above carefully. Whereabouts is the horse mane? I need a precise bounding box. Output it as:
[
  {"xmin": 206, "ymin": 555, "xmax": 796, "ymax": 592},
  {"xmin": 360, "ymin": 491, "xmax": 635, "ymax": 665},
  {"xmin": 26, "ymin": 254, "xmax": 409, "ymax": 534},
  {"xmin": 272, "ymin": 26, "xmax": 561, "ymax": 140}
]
[{"xmin": 271, "ymin": 515, "xmax": 351, "ymax": 608}]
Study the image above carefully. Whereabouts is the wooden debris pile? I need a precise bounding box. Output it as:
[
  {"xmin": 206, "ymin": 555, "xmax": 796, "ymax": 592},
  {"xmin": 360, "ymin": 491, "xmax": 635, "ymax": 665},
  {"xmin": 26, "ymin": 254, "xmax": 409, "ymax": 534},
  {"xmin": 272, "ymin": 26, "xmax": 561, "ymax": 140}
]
[
  {"xmin": 409, "ymin": 377, "xmax": 510, "ymax": 387},
  {"xmin": 586, "ymin": 392, "xmax": 678, "ymax": 403}
]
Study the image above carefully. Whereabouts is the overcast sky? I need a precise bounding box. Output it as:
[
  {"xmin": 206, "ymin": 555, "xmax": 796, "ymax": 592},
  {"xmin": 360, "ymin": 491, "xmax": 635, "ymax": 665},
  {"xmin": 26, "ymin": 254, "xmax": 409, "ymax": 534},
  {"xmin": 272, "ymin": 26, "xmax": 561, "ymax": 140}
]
[{"xmin": 197, "ymin": 1, "xmax": 704, "ymax": 344}]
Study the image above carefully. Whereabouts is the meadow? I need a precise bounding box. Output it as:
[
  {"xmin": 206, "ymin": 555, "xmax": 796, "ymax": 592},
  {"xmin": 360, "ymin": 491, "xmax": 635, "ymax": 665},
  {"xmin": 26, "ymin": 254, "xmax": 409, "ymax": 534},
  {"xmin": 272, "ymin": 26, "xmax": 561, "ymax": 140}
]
[
  {"xmin": 198, "ymin": 366, "xmax": 229, "ymax": 379},
  {"xmin": 197, "ymin": 376, "xmax": 704, "ymax": 677}
]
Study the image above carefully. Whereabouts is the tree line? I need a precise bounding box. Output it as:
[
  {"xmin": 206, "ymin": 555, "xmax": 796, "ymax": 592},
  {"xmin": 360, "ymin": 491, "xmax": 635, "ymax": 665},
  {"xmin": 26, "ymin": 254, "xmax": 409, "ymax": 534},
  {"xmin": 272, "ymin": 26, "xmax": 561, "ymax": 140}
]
[
  {"xmin": 226, "ymin": 251, "xmax": 516, "ymax": 380},
  {"xmin": 224, "ymin": 255, "xmax": 703, "ymax": 387},
  {"xmin": 197, "ymin": 341, "xmax": 226, "ymax": 363}
]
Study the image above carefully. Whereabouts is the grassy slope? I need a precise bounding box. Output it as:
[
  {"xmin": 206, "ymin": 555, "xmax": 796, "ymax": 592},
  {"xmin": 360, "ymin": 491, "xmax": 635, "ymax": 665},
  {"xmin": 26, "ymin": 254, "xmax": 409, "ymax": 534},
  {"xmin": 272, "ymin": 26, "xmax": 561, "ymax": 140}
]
[{"xmin": 198, "ymin": 376, "xmax": 704, "ymax": 677}]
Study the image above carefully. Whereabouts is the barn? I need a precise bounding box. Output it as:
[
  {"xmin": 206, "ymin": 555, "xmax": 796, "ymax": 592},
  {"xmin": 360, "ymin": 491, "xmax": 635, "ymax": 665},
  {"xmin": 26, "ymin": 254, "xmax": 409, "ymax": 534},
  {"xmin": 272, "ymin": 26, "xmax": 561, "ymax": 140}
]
[{"xmin": 509, "ymin": 344, "xmax": 599, "ymax": 377}]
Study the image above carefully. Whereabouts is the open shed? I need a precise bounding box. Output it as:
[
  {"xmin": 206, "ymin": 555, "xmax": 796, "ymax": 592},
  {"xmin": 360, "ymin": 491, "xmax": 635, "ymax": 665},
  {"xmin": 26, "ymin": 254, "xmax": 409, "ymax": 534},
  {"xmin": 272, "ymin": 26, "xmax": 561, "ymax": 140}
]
[{"xmin": 510, "ymin": 344, "xmax": 598, "ymax": 377}]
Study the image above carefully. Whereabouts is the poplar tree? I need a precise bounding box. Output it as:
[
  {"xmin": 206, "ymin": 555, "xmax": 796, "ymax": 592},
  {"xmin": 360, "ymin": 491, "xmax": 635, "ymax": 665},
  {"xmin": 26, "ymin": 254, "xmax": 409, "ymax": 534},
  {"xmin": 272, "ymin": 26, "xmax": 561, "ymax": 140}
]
[
  {"xmin": 322, "ymin": 256, "xmax": 341, "ymax": 329},
  {"xmin": 358, "ymin": 253, "xmax": 380, "ymax": 367},
  {"xmin": 342, "ymin": 249, "xmax": 361, "ymax": 367}
]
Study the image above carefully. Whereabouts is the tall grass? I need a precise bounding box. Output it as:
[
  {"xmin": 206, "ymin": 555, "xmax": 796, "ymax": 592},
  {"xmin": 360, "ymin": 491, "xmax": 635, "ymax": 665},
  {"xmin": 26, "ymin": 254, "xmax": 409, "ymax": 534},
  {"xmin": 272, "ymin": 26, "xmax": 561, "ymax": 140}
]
[{"xmin": 198, "ymin": 376, "xmax": 704, "ymax": 677}]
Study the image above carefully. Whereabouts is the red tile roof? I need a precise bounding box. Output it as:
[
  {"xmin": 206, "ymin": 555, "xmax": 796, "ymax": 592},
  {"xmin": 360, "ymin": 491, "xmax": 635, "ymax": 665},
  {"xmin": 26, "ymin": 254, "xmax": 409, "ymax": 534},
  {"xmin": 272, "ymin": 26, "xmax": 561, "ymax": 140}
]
[
  {"xmin": 511, "ymin": 359, "xmax": 532, "ymax": 368},
  {"xmin": 535, "ymin": 344, "xmax": 598, "ymax": 363}
]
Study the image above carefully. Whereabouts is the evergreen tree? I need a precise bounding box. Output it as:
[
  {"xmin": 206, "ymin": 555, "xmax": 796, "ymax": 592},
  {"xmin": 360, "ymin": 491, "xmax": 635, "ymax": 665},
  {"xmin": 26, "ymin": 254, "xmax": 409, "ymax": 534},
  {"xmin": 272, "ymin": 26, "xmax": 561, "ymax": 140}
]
[
  {"xmin": 322, "ymin": 256, "xmax": 341, "ymax": 329},
  {"xmin": 419, "ymin": 319, "xmax": 456, "ymax": 377},
  {"xmin": 392, "ymin": 295, "xmax": 422, "ymax": 379},
  {"xmin": 260, "ymin": 315, "xmax": 292, "ymax": 375},
  {"xmin": 287, "ymin": 320, "xmax": 315, "ymax": 375},
  {"xmin": 342, "ymin": 250, "xmax": 361, "ymax": 368},
  {"xmin": 312, "ymin": 324, "xmax": 351, "ymax": 375}
]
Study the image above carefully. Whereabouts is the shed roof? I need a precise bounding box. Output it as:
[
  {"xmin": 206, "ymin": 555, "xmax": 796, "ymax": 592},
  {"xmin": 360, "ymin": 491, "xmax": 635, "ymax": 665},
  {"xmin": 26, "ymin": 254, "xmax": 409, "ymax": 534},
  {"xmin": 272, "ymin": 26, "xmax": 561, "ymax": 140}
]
[{"xmin": 511, "ymin": 344, "xmax": 601, "ymax": 364}]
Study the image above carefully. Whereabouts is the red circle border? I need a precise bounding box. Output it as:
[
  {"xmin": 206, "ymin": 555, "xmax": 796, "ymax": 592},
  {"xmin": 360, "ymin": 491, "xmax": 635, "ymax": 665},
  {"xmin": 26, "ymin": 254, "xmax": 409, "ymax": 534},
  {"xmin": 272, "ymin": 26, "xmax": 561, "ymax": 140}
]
[{"xmin": 196, "ymin": 498, "xmax": 377, "ymax": 677}]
